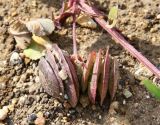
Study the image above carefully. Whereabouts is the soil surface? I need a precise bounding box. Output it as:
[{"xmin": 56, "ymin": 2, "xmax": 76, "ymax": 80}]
[{"xmin": 0, "ymin": 0, "xmax": 160, "ymax": 125}]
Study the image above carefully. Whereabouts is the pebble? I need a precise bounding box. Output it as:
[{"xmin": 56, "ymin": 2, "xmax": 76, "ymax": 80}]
[
  {"xmin": 63, "ymin": 102, "xmax": 71, "ymax": 109},
  {"xmin": 157, "ymin": 14, "xmax": 160, "ymax": 19},
  {"xmin": 18, "ymin": 95, "xmax": 27, "ymax": 106},
  {"xmin": 123, "ymin": 89, "xmax": 133, "ymax": 98},
  {"xmin": 91, "ymin": 105, "xmax": 96, "ymax": 111},
  {"xmin": 35, "ymin": 116, "xmax": 46, "ymax": 125},
  {"xmin": 29, "ymin": 83, "xmax": 41, "ymax": 94},
  {"xmin": 134, "ymin": 65, "xmax": 153, "ymax": 80},
  {"xmin": 0, "ymin": 107, "xmax": 9, "ymax": 121},
  {"xmin": 98, "ymin": 115, "xmax": 102, "ymax": 120},
  {"xmin": 0, "ymin": 82, "xmax": 6, "ymax": 90},
  {"xmin": 27, "ymin": 113, "xmax": 37, "ymax": 124},
  {"xmin": 80, "ymin": 95, "xmax": 89, "ymax": 108},
  {"xmin": 109, "ymin": 101, "xmax": 119, "ymax": 115},
  {"xmin": 123, "ymin": 100, "xmax": 126, "ymax": 105},
  {"xmin": 10, "ymin": 52, "xmax": 22, "ymax": 65},
  {"xmin": 44, "ymin": 112, "xmax": 50, "ymax": 118}
]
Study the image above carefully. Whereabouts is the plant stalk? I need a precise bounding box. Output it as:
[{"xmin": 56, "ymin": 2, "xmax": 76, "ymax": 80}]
[{"xmin": 95, "ymin": 17, "xmax": 160, "ymax": 78}]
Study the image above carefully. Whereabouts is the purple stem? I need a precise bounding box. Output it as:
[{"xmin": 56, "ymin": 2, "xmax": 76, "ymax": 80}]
[
  {"xmin": 95, "ymin": 17, "xmax": 160, "ymax": 78},
  {"xmin": 72, "ymin": 15, "xmax": 78, "ymax": 55}
]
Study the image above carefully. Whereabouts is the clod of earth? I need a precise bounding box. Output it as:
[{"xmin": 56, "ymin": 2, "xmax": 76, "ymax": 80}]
[{"xmin": 38, "ymin": 44, "xmax": 119, "ymax": 107}]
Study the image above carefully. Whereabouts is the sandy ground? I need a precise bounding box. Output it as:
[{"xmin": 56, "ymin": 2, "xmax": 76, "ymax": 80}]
[{"xmin": 0, "ymin": 0, "xmax": 160, "ymax": 125}]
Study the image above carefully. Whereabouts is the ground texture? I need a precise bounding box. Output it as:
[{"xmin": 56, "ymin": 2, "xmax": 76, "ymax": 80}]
[{"xmin": 0, "ymin": 0, "xmax": 160, "ymax": 125}]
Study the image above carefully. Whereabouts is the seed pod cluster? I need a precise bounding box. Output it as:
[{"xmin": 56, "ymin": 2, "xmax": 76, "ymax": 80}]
[{"xmin": 38, "ymin": 44, "xmax": 119, "ymax": 107}]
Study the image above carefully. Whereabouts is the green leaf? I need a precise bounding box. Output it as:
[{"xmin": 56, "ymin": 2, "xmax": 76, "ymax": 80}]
[
  {"xmin": 108, "ymin": 6, "xmax": 118, "ymax": 28},
  {"xmin": 142, "ymin": 79, "xmax": 160, "ymax": 99},
  {"xmin": 23, "ymin": 40, "xmax": 45, "ymax": 60}
]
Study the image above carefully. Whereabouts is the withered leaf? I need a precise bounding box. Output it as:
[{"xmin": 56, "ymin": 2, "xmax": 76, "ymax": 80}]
[
  {"xmin": 76, "ymin": 14, "xmax": 97, "ymax": 29},
  {"xmin": 45, "ymin": 51, "xmax": 64, "ymax": 96},
  {"xmin": 26, "ymin": 18, "xmax": 55, "ymax": 36},
  {"xmin": 109, "ymin": 58, "xmax": 119, "ymax": 100},
  {"xmin": 14, "ymin": 35, "xmax": 31, "ymax": 49},
  {"xmin": 88, "ymin": 50, "xmax": 102, "ymax": 104},
  {"xmin": 32, "ymin": 34, "xmax": 52, "ymax": 49},
  {"xmin": 82, "ymin": 52, "xmax": 96, "ymax": 92},
  {"xmin": 9, "ymin": 20, "xmax": 31, "ymax": 49},
  {"xmin": 52, "ymin": 44, "xmax": 78, "ymax": 107},
  {"xmin": 39, "ymin": 57, "xmax": 60, "ymax": 98},
  {"xmin": 98, "ymin": 47, "xmax": 110, "ymax": 105}
]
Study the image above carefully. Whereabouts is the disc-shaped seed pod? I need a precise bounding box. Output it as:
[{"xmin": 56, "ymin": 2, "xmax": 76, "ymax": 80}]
[
  {"xmin": 98, "ymin": 47, "xmax": 110, "ymax": 106},
  {"xmin": 38, "ymin": 44, "xmax": 119, "ymax": 107},
  {"xmin": 109, "ymin": 58, "xmax": 119, "ymax": 100},
  {"xmin": 81, "ymin": 52, "xmax": 96, "ymax": 92},
  {"xmin": 39, "ymin": 57, "xmax": 60, "ymax": 98},
  {"xmin": 88, "ymin": 49, "xmax": 102, "ymax": 104},
  {"xmin": 39, "ymin": 44, "xmax": 79, "ymax": 107}
]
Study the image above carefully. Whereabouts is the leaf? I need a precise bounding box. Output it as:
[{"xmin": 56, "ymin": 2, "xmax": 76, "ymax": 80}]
[
  {"xmin": 88, "ymin": 50, "xmax": 102, "ymax": 104},
  {"xmin": 99, "ymin": 47, "xmax": 110, "ymax": 105},
  {"xmin": 107, "ymin": 6, "xmax": 118, "ymax": 28},
  {"xmin": 32, "ymin": 34, "xmax": 52, "ymax": 49},
  {"xmin": 23, "ymin": 41, "xmax": 45, "ymax": 60},
  {"xmin": 14, "ymin": 35, "xmax": 31, "ymax": 49},
  {"xmin": 82, "ymin": 51, "xmax": 96, "ymax": 92},
  {"xmin": 142, "ymin": 79, "xmax": 160, "ymax": 99},
  {"xmin": 9, "ymin": 20, "xmax": 31, "ymax": 49},
  {"xmin": 39, "ymin": 57, "xmax": 60, "ymax": 98},
  {"xmin": 26, "ymin": 18, "xmax": 55, "ymax": 36},
  {"xmin": 76, "ymin": 14, "xmax": 97, "ymax": 29}
]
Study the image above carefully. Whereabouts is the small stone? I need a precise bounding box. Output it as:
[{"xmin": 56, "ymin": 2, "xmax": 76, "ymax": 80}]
[
  {"xmin": 123, "ymin": 89, "xmax": 133, "ymax": 98},
  {"xmin": 35, "ymin": 76, "xmax": 40, "ymax": 83},
  {"xmin": 58, "ymin": 69, "xmax": 68, "ymax": 80},
  {"xmin": 157, "ymin": 14, "xmax": 160, "ymax": 19},
  {"xmin": 63, "ymin": 102, "xmax": 71, "ymax": 109},
  {"xmin": 134, "ymin": 65, "xmax": 153, "ymax": 80},
  {"xmin": 10, "ymin": 52, "xmax": 22, "ymax": 65},
  {"xmin": 11, "ymin": 11, "xmax": 17, "ymax": 17},
  {"xmin": 12, "ymin": 98, "xmax": 18, "ymax": 105},
  {"xmin": 24, "ymin": 57, "xmax": 31, "ymax": 65},
  {"xmin": 134, "ymin": 103, "xmax": 139, "ymax": 108},
  {"xmin": 98, "ymin": 115, "xmax": 102, "ymax": 120},
  {"xmin": 44, "ymin": 112, "xmax": 50, "ymax": 118},
  {"xmin": 91, "ymin": 105, "xmax": 96, "ymax": 111},
  {"xmin": 37, "ymin": 112, "xmax": 43, "ymax": 118},
  {"xmin": 0, "ymin": 107, "xmax": 8, "ymax": 121},
  {"xmin": 146, "ymin": 95, "xmax": 150, "ymax": 99},
  {"xmin": 80, "ymin": 95, "xmax": 89, "ymax": 108},
  {"xmin": 29, "ymin": 83, "xmax": 41, "ymax": 94},
  {"xmin": 35, "ymin": 116, "xmax": 46, "ymax": 125},
  {"xmin": 150, "ymin": 27, "xmax": 158, "ymax": 33},
  {"xmin": 8, "ymin": 104, "xmax": 14, "ymax": 112},
  {"xmin": 13, "ymin": 76, "xmax": 20, "ymax": 82},
  {"xmin": 0, "ymin": 82, "xmax": 6, "ymax": 90},
  {"xmin": 27, "ymin": 113, "xmax": 37, "ymax": 124},
  {"xmin": 18, "ymin": 95, "xmax": 27, "ymax": 106},
  {"xmin": 64, "ymin": 94, "xmax": 69, "ymax": 100},
  {"xmin": 109, "ymin": 101, "xmax": 119, "ymax": 115},
  {"xmin": 123, "ymin": 100, "xmax": 126, "ymax": 105},
  {"xmin": 69, "ymin": 109, "xmax": 76, "ymax": 115}
]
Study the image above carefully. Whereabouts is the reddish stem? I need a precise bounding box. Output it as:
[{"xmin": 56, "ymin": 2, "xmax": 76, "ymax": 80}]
[
  {"xmin": 72, "ymin": 15, "xmax": 78, "ymax": 55},
  {"xmin": 95, "ymin": 17, "xmax": 160, "ymax": 78}
]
